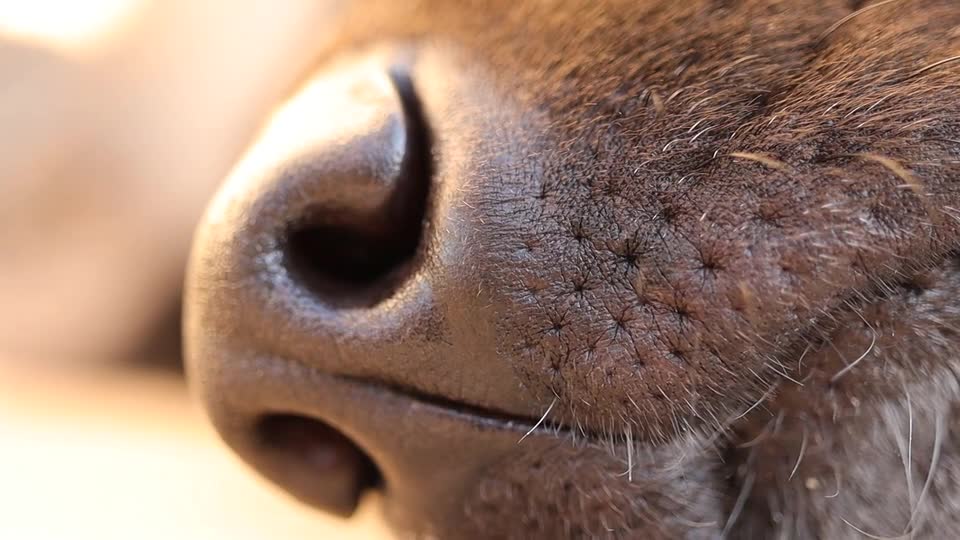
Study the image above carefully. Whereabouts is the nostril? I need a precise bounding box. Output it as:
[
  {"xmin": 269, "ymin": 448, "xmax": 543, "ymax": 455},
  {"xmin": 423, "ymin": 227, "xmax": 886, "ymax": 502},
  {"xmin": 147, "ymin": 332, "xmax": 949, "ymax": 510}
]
[
  {"xmin": 255, "ymin": 414, "xmax": 383, "ymax": 517},
  {"xmin": 284, "ymin": 68, "xmax": 432, "ymax": 307}
]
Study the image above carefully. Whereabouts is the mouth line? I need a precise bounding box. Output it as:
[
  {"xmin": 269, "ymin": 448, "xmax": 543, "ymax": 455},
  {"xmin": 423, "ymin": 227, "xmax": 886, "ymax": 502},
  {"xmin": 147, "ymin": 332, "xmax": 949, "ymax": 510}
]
[
  {"xmin": 329, "ymin": 273, "xmax": 914, "ymax": 445},
  {"xmin": 276, "ymin": 252, "xmax": 950, "ymax": 449},
  {"xmin": 333, "ymin": 373, "xmax": 575, "ymax": 440}
]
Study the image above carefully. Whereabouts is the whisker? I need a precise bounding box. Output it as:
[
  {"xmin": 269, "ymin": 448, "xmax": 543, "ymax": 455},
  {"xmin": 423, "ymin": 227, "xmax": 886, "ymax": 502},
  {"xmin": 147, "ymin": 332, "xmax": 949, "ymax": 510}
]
[
  {"xmin": 722, "ymin": 471, "xmax": 755, "ymax": 538},
  {"xmin": 816, "ymin": 0, "xmax": 905, "ymax": 46},
  {"xmin": 518, "ymin": 397, "xmax": 557, "ymax": 444},
  {"xmin": 899, "ymin": 55, "xmax": 960, "ymax": 83},
  {"xmin": 788, "ymin": 426, "xmax": 808, "ymax": 481},
  {"xmin": 906, "ymin": 411, "xmax": 946, "ymax": 532},
  {"xmin": 825, "ymin": 469, "xmax": 842, "ymax": 498},
  {"xmin": 840, "ymin": 517, "xmax": 910, "ymax": 540},
  {"xmin": 728, "ymin": 152, "xmax": 793, "ymax": 172},
  {"xmin": 831, "ymin": 310, "xmax": 877, "ymax": 383}
]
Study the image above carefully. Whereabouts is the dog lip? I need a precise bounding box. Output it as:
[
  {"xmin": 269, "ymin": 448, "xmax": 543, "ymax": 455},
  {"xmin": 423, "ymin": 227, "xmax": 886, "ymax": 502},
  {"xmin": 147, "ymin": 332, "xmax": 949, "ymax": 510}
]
[
  {"xmin": 330, "ymin": 373, "xmax": 562, "ymax": 437},
  {"xmin": 193, "ymin": 351, "xmax": 585, "ymax": 533}
]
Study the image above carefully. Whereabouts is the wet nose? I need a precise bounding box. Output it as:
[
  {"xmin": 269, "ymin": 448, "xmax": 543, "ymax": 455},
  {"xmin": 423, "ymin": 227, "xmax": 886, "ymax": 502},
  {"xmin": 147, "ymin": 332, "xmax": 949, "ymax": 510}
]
[{"xmin": 184, "ymin": 51, "xmax": 543, "ymax": 523}]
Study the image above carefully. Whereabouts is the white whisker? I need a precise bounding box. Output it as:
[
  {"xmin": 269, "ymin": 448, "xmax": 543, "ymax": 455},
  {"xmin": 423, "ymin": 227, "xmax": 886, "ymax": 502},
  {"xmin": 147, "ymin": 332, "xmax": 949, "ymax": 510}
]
[
  {"xmin": 831, "ymin": 311, "xmax": 877, "ymax": 383},
  {"xmin": 906, "ymin": 411, "xmax": 946, "ymax": 532},
  {"xmin": 789, "ymin": 427, "xmax": 808, "ymax": 481},
  {"xmin": 518, "ymin": 397, "xmax": 557, "ymax": 444}
]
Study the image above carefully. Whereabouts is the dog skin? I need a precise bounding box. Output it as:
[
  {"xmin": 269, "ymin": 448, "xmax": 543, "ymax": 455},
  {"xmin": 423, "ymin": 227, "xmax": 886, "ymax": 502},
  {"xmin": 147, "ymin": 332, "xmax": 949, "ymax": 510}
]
[{"xmin": 184, "ymin": 1, "xmax": 960, "ymax": 538}]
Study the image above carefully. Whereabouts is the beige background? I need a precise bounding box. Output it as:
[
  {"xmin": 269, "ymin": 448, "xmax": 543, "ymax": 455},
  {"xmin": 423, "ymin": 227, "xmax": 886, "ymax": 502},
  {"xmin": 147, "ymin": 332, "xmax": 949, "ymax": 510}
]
[
  {"xmin": 1, "ymin": 1, "xmax": 392, "ymax": 537},
  {"xmin": 0, "ymin": 362, "xmax": 391, "ymax": 539},
  {"xmin": 0, "ymin": 0, "xmax": 343, "ymax": 360}
]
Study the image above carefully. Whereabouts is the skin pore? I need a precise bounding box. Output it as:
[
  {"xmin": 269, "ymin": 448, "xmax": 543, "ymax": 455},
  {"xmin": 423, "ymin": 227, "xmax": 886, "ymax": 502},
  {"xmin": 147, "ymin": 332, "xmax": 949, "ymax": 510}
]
[{"xmin": 185, "ymin": 1, "xmax": 960, "ymax": 537}]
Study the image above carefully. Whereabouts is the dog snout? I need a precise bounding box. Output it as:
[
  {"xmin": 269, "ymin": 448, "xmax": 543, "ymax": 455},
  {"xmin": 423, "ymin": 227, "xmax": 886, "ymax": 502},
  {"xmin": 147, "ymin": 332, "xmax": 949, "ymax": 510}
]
[{"xmin": 184, "ymin": 49, "xmax": 543, "ymax": 526}]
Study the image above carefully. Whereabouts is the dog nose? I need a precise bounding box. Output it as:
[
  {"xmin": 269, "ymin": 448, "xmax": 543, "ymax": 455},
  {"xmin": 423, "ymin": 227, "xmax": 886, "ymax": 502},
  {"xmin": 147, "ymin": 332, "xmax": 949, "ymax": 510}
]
[
  {"xmin": 191, "ymin": 53, "xmax": 423, "ymax": 517},
  {"xmin": 222, "ymin": 53, "xmax": 428, "ymax": 307},
  {"xmin": 184, "ymin": 51, "xmax": 544, "ymax": 524}
]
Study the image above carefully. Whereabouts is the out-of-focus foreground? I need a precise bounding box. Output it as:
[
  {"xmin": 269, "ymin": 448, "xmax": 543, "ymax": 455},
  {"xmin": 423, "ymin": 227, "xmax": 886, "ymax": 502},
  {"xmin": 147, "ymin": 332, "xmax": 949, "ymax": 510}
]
[
  {"xmin": 0, "ymin": 1, "xmax": 389, "ymax": 537},
  {"xmin": 0, "ymin": 362, "xmax": 390, "ymax": 539},
  {"xmin": 1, "ymin": 0, "xmax": 336, "ymax": 360}
]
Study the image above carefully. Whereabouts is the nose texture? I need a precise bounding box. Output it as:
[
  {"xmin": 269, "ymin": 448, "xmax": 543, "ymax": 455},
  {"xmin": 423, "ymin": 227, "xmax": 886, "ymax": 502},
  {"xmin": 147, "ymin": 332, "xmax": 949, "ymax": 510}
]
[
  {"xmin": 283, "ymin": 66, "xmax": 431, "ymax": 306},
  {"xmin": 206, "ymin": 56, "xmax": 425, "ymax": 518},
  {"xmin": 186, "ymin": 50, "xmax": 544, "ymax": 526},
  {"xmin": 190, "ymin": 49, "xmax": 539, "ymax": 411}
]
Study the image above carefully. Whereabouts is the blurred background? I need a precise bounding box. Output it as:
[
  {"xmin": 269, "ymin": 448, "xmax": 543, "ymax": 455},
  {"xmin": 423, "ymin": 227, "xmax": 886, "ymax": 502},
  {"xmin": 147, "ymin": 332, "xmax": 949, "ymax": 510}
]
[{"xmin": 0, "ymin": 1, "xmax": 389, "ymax": 537}]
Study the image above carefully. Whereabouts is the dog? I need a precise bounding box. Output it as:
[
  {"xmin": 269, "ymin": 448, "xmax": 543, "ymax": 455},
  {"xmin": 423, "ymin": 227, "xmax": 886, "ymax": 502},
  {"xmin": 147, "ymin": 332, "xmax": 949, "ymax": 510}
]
[{"xmin": 181, "ymin": 1, "xmax": 960, "ymax": 538}]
